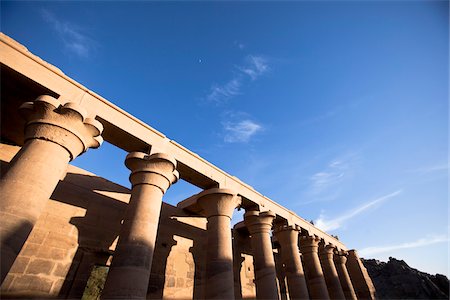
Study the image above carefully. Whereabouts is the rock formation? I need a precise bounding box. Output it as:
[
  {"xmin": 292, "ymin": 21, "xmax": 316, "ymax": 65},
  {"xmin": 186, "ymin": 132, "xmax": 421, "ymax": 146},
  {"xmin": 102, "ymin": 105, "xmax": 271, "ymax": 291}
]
[{"xmin": 362, "ymin": 257, "xmax": 449, "ymax": 299}]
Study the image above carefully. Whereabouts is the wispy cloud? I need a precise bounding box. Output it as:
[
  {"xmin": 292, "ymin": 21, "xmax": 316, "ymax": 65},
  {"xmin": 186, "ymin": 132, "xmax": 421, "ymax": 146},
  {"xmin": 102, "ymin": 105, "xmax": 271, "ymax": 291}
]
[
  {"xmin": 205, "ymin": 54, "xmax": 269, "ymax": 104},
  {"xmin": 359, "ymin": 234, "xmax": 448, "ymax": 256},
  {"xmin": 206, "ymin": 78, "xmax": 242, "ymax": 103},
  {"xmin": 41, "ymin": 9, "xmax": 96, "ymax": 58},
  {"xmin": 310, "ymin": 158, "xmax": 351, "ymax": 195},
  {"xmin": 238, "ymin": 55, "xmax": 269, "ymax": 80},
  {"xmin": 315, "ymin": 190, "xmax": 402, "ymax": 231},
  {"xmin": 223, "ymin": 119, "xmax": 263, "ymax": 143},
  {"xmin": 409, "ymin": 163, "xmax": 448, "ymax": 174}
]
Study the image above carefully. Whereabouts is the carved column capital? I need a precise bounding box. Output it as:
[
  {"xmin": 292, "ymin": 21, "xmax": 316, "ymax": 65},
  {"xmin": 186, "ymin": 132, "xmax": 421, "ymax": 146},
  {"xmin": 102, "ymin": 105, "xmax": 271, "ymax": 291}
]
[
  {"xmin": 319, "ymin": 243, "xmax": 336, "ymax": 260},
  {"xmin": 299, "ymin": 235, "xmax": 321, "ymax": 253},
  {"xmin": 125, "ymin": 152, "xmax": 179, "ymax": 193},
  {"xmin": 197, "ymin": 188, "xmax": 241, "ymax": 219},
  {"xmin": 273, "ymin": 225, "xmax": 299, "ymax": 247},
  {"xmin": 244, "ymin": 210, "xmax": 276, "ymax": 235},
  {"xmin": 333, "ymin": 250, "xmax": 348, "ymax": 265},
  {"xmin": 19, "ymin": 95, "xmax": 103, "ymax": 160}
]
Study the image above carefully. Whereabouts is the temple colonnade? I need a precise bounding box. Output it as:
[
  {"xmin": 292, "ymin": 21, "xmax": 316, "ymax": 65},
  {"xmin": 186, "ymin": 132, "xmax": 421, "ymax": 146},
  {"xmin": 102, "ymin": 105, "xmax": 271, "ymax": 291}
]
[{"xmin": 0, "ymin": 96, "xmax": 376, "ymax": 299}]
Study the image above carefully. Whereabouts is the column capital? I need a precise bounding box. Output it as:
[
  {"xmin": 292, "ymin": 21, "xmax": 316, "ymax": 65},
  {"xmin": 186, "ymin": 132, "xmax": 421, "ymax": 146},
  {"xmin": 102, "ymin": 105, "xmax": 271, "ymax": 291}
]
[
  {"xmin": 299, "ymin": 235, "xmax": 321, "ymax": 253},
  {"xmin": 319, "ymin": 243, "xmax": 336, "ymax": 260},
  {"xmin": 19, "ymin": 95, "xmax": 103, "ymax": 160},
  {"xmin": 244, "ymin": 210, "xmax": 276, "ymax": 235},
  {"xmin": 273, "ymin": 225, "xmax": 299, "ymax": 247},
  {"xmin": 197, "ymin": 188, "xmax": 241, "ymax": 219},
  {"xmin": 333, "ymin": 250, "xmax": 348, "ymax": 265},
  {"xmin": 125, "ymin": 152, "xmax": 179, "ymax": 193}
]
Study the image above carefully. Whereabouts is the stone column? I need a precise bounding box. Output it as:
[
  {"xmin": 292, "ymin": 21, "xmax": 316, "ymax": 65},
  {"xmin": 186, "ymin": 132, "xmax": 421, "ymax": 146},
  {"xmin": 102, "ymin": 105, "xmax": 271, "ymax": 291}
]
[
  {"xmin": 346, "ymin": 250, "xmax": 376, "ymax": 300},
  {"xmin": 299, "ymin": 236, "xmax": 330, "ymax": 300},
  {"xmin": 101, "ymin": 152, "xmax": 179, "ymax": 299},
  {"xmin": 0, "ymin": 95, "xmax": 103, "ymax": 283},
  {"xmin": 197, "ymin": 188, "xmax": 241, "ymax": 299},
  {"xmin": 333, "ymin": 251, "xmax": 357, "ymax": 300},
  {"xmin": 244, "ymin": 210, "xmax": 278, "ymax": 300},
  {"xmin": 273, "ymin": 225, "xmax": 309, "ymax": 300},
  {"xmin": 319, "ymin": 244, "xmax": 346, "ymax": 300}
]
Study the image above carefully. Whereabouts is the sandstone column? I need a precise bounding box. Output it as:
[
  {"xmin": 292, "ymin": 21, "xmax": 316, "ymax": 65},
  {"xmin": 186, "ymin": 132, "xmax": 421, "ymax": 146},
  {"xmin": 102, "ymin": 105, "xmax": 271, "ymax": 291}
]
[
  {"xmin": 101, "ymin": 152, "xmax": 179, "ymax": 299},
  {"xmin": 346, "ymin": 250, "xmax": 376, "ymax": 300},
  {"xmin": 333, "ymin": 251, "xmax": 357, "ymax": 300},
  {"xmin": 0, "ymin": 95, "xmax": 103, "ymax": 283},
  {"xmin": 299, "ymin": 236, "xmax": 330, "ymax": 300},
  {"xmin": 197, "ymin": 188, "xmax": 242, "ymax": 299},
  {"xmin": 244, "ymin": 210, "xmax": 278, "ymax": 300},
  {"xmin": 273, "ymin": 225, "xmax": 309, "ymax": 300},
  {"xmin": 319, "ymin": 244, "xmax": 346, "ymax": 300}
]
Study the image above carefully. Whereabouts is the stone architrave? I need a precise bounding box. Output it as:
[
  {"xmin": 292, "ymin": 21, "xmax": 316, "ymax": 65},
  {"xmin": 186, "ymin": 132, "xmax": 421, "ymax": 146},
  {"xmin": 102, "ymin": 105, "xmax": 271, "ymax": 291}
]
[
  {"xmin": 244, "ymin": 210, "xmax": 279, "ymax": 300},
  {"xmin": 0, "ymin": 95, "xmax": 103, "ymax": 283},
  {"xmin": 273, "ymin": 225, "xmax": 309, "ymax": 300},
  {"xmin": 197, "ymin": 188, "xmax": 242, "ymax": 299},
  {"xmin": 299, "ymin": 236, "xmax": 330, "ymax": 300},
  {"xmin": 101, "ymin": 152, "xmax": 179, "ymax": 299},
  {"xmin": 346, "ymin": 250, "xmax": 377, "ymax": 300},
  {"xmin": 319, "ymin": 244, "xmax": 346, "ymax": 300},
  {"xmin": 333, "ymin": 251, "xmax": 357, "ymax": 300}
]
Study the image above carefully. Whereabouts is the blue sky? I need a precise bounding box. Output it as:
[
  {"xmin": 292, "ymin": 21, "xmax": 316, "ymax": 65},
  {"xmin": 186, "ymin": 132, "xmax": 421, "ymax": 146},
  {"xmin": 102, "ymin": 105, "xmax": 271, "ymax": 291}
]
[{"xmin": 2, "ymin": 1, "xmax": 448, "ymax": 276}]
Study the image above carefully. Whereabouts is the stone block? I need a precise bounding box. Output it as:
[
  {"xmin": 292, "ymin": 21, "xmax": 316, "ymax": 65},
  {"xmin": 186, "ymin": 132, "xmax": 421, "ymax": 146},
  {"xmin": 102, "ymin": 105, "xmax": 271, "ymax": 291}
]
[
  {"xmin": 45, "ymin": 231, "xmax": 77, "ymax": 249},
  {"xmin": 28, "ymin": 276, "xmax": 54, "ymax": 293},
  {"xmin": 176, "ymin": 277, "xmax": 184, "ymax": 288},
  {"xmin": 38, "ymin": 246, "xmax": 68, "ymax": 260},
  {"xmin": 21, "ymin": 242, "xmax": 41, "ymax": 257},
  {"xmin": 9, "ymin": 256, "xmax": 30, "ymax": 274},
  {"xmin": 27, "ymin": 229, "xmax": 49, "ymax": 244},
  {"xmin": 53, "ymin": 262, "xmax": 71, "ymax": 278},
  {"xmin": 26, "ymin": 259, "xmax": 55, "ymax": 275},
  {"xmin": 166, "ymin": 276, "xmax": 176, "ymax": 287}
]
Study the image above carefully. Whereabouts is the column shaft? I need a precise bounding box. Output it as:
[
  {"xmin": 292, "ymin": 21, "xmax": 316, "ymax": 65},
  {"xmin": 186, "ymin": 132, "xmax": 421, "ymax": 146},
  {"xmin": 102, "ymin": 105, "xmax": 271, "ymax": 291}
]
[
  {"xmin": 319, "ymin": 245, "xmax": 346, "ymax": 300},
  {"xmin": 245, "ymin": 210, "xmax": 278, "ymax": 300},
  {"xmin": 197, "ymin": 188, "xmax": 241, "ymax": 300},
  {"xmin": 274, "ymin": 226, "xmax": 309, "ymax": 300},
  {"xmin": 300, "ymin": 236, "xmax": 330, "ymax": 300},
  {"xmin": 0, "ymin": 140, "xmax": 69, "ymax": 282},
  {"xmin": 101, "ymin": 152, "xmax": 178, "ymax": 299},
  {"xmin": 0, "ymin": 96, "xmax": 103, "ymax": 284},
  {"xmin": 334, "ymin": 252, "xmax": 357, "ymax": 300}
]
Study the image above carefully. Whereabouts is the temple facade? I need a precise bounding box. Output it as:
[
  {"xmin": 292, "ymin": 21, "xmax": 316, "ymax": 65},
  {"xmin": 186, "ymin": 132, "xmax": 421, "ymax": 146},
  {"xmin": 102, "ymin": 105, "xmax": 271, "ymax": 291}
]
[{"xmin": 0, "ymin": 33, "xmax": 376, "ymax": 299}]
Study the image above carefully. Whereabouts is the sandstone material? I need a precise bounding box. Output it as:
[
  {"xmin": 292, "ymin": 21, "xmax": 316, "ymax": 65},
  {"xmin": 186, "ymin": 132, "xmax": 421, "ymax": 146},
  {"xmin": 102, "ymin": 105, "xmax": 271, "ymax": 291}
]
[
  {"xmin": 244, "ymin": 210, "xmax": 279, "ymax": 300},
  {"xmin": 299, "ymin": 235, "xmax": 330, "ymax": 300},
  {"xmin": 0, "ymin": 96, "xmax": 103, "ymax": 283},
  {"xmin": 319, "ymin": 244, "xmax": 346, "ymax": 300},
  {"xmin": 273, "ymin": 225, "xmax": 309, "ymax": 300},
  {"xmin": 334, "ymin": 251, "xmax": 358, "ymax": 300},
  {"xmin": 197, "ymin": 188, "xmax": 241, "ymax": 299},
  {"xmin": 101, "ymin": 152, "xmax": 178, "ymax": 299}
]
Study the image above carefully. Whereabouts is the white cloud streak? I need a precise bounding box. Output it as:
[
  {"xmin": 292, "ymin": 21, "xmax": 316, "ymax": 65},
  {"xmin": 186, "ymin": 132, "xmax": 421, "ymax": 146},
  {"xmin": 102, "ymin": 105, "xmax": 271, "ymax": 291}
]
[
  {"xmin": 310, "ymin": 159, "xmax": 349, "ymax": 194},
  {"xmin": 410, "ymin": 163, "xmax": 448, "ymax": 173},
  {"xmin": 315, "ymin": 190, "xmax": 402, "ymax": 231},
  {"xmin": 238, "ymin": 55, "xmax": 269, "ymax": 80},
  {"xmin": 223, "ymin": 120, "xmax": 263, "ymax": 143},
  {"xmin": 206, "ymin": 78, "xmax": 242, "ymax": 104},
  {"xmin": 41, "ymin": 9, "xmax": 95, "ymax": 58},
  {"xmin": 205, "ymin": 55, "xmax": 269, "ymax": 104},
  {"xmin": 359, "ymin": 235, "xmax": 449, "ymax": 256}
]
